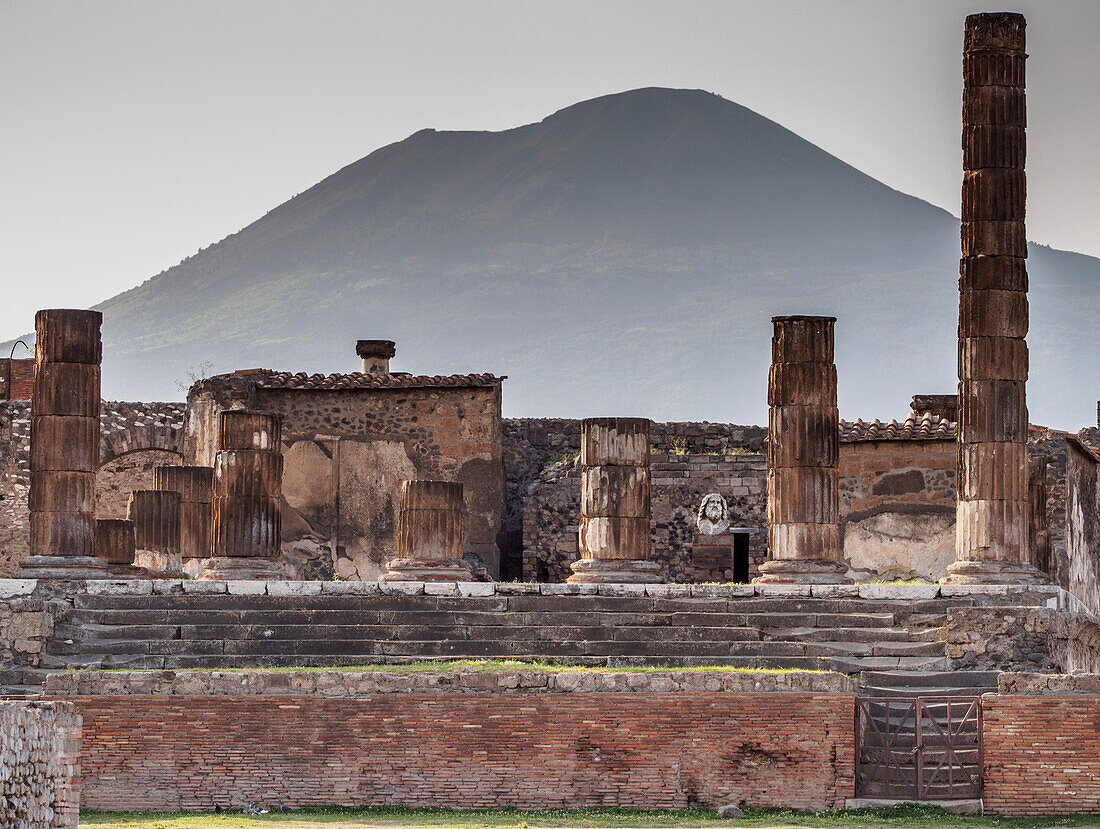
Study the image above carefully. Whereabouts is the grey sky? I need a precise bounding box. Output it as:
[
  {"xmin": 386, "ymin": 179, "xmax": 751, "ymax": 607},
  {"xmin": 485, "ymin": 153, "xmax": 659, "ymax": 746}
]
[{"xmin": 2, "ymin": 0, "xmax": 1098, "ymax": 340}]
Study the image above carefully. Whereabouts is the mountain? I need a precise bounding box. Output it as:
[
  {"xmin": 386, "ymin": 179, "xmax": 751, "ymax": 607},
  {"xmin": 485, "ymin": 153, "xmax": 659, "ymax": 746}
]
[{"xmin": 7, "ymin": 88, "xmax": 1098, "ymax": 427}]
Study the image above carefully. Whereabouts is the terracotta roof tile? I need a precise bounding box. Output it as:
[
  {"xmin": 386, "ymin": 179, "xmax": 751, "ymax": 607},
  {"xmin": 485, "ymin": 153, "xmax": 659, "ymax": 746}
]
[
  {"xmin": 247, "ymin": 370, "xmax": 504, "ymax": 391},
  {"xmin": 840, "ymin": 413, "xmax": 955, "ymax": 442}
]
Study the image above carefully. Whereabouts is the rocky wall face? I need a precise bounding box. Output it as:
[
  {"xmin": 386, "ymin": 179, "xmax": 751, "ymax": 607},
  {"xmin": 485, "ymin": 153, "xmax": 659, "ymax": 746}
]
[
  {"xmin": 521, "ymin": 452, "xmax": 767, "ymax": 583},
  {"xmin": 1067, "ymin": 440, "xmax": 1100, "ymax": 614},
  {"xmin": 260, "ymin": 386, "xmax": 504, "ymax": 580},
  {"xmin": 0, "ymin": 701, "xmax": 81, "ymax": 829}
]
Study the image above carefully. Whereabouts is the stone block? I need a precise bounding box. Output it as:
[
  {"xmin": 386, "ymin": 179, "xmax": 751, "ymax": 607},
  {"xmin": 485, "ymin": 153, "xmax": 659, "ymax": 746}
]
[
  {"xmin": 539, "ymin": 583, "xmax": 597, "ymax": 595},
  {"xmin": 226, "ymin": 580, "xmax": 268, "ymax": 595},
  {"xmin": 857, "ymin": 584, "xmax": 940, "ymax": 600},
  {"xmin": 424, "ymin": 582, "xmax": 458, "ymax": 596},
  {"xmin": 380, "ymin": 581, "xmax": 425, "ymax": 596},
  {"xmin": 0, "ymin": 579, "xmax": 36, "ymax": 599},
  {"xmin": 810, "ymin": 584, "xmax": 859, "ymax": 598},
  {"xmin": 267, "ymin": 581, "xmax": 323, "ymax": 596},
  {"xmin": 598, "ymin": 583, "xmax": 647, "ymax": 597},
  {"xmin": 493, "ymin": 582, "xmax": 540, "ymax": 594},
  {"xmin": 84, "ymin": 579, "xmax": 152, "ymax": 595},
  {"xmin": 182, "ymin": 580, "xmax": 227, "ymax": 594},
  {"xmin": 939, "ymin": 583, "xmax": 1012, "ymax": 596},
  {"xmin": 456, "ymin": 582, "xmax": 496, "ymax": 597},
  {"xmin": 755, "ymin": 583, "xmax": 812, "ymax": 597},
  {"xmin": 151, "ymin": 580, "xmax": 185, "ymax": 594},
  {"xmin": 644, "ymin": 583, "xmax": 691, "ymax": 598},
  {"xmin": 320, "ymin": 581, "xmax": 381, "ymax": 595}
]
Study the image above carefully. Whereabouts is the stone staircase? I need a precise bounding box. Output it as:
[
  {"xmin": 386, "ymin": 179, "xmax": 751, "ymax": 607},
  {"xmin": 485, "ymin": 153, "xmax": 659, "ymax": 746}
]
[{"xmin": 0, "ymin": 580, "xmax": 1064, "ymax": 696}]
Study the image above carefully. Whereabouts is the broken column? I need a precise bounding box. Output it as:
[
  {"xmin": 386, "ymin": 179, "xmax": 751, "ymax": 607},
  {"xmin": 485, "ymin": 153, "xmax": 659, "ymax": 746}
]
[
  {"xmin": 202, "ymin": 410, "xmax": 286, "ymax": 579},
  {"xmin": 127, "ymin": 490, "xmax": 185, "ymax": 577},
  {"xmin": 382, "ymin": 480, "xmax": 475, "ymax": 581},
  {"xmin": 16, "ymin": 309, "xmax": 110, "ymax": 579},
  {"xmin": 568, "ymin": 417, "xmax": 660, "ymax": 584},
  {"xmin": 756, "ymin": 316, "xmax": 848, "ymax": 583},
  {"xmin": 946, "ymin": 12, "xmax": 1043, "ymax": 583},
  {"xmin": 154, "ymin": 465, "xmax": 214, "ymax": 578},
  {"xmin": 95, "ymin": 518, "xmax": 136, "ymax": 572}
]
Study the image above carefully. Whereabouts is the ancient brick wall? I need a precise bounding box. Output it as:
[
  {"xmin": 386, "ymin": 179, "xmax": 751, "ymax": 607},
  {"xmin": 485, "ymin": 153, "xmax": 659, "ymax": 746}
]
[
  {"xmin": 983, "ymin": 693, "xmax": 1100, "ymax": 815},
  {"xmin": 521, "ymin": 452, "xmax": 767, "ymax": 582},
  {"xmin": 0, "ymin": 401, "xmax": 185, "ymax": 575},
  {"xmin": 49, "ymin": 669, "xmax": 854, "ymax": 813},
  {"xmin": 0, "ymin": 700, "xmax": 82, "ymax": 829},
  {"xmin": 0, "ymin": 358, "xmax": 34, "ymax": 401}
]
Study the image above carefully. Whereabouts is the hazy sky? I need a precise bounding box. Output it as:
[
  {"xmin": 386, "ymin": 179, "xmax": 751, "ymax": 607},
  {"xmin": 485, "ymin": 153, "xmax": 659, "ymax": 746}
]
[{"xmin": 2, "ymin": 0, "xmax": 1098, "ymax": 341}]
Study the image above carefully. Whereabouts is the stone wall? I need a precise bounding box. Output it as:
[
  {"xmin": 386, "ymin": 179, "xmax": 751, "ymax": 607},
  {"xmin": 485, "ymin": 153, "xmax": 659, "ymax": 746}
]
[
  {"xmin": 0, "ymin": 401, "xmax": 185, "ymax": 575},
  {"xmin": 47, "ymin": 668, "xmax": 854, "ymax": 813},
  {"xmin": 501, "ymin": 419, "xmax": 766, "ymax": 580},
  {"xmin": 837, "ymin": 440, "xmax": 955, "ymax": 581},
  {"xmin": 1067, "ymin": 437, "xmax": 1100, "ymax": 614},
  {"xmin": 945, "ymin": 604, "xmax": 1100, "ymax": 673},
  {"xmin": 521, "ymin": 452, "xmax": 767, "ymax": 582},
  {"xmin": 0, "ymin": 700, "xmax": 81, "ymax": 829}
]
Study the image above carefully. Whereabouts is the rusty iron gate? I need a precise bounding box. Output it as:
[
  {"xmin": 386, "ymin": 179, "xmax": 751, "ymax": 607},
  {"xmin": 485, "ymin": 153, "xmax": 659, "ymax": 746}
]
[{"xmin": 855, "ymin": 696, "xmax": 983, "ymax": 800}]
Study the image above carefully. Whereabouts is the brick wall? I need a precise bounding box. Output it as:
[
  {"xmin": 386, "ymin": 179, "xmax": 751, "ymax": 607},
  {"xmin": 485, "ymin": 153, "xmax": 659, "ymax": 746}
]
[
  {"xmin": 521, "ymin": 452, "xmax": 766, "ymax": 582},
  {"xmin": 50, "ymin": 669, "xmax": 853, "ymax": 812},
  {"xmin": 0, "ymin": 358, "xmax": 34, "ymax": 401},
  {"xmin": 983, "ymin": 694, "xmax": 1100, "ymax": 815}
]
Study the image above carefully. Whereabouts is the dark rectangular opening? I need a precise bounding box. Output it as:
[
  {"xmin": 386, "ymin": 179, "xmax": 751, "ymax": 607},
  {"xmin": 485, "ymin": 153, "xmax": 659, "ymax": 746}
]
[{"xmin": 733, "ymin": 532, "xmax": 750, "ymax": 583}]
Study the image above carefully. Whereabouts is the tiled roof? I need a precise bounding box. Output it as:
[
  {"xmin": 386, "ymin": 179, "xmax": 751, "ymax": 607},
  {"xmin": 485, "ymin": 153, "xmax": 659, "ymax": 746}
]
[
  {"xmin": 840, "ymin": 413, "xmax": 955, "ymax": 442},
  {"xmin": 239, "ymin": 370, "xmax": 504, "ymax": 391}
]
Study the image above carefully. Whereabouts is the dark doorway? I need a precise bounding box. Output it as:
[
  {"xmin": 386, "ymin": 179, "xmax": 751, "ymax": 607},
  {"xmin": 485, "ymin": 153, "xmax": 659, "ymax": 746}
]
[{"xmin": 733, "ymin": 532, "xmax": 750, "ymax": 583}]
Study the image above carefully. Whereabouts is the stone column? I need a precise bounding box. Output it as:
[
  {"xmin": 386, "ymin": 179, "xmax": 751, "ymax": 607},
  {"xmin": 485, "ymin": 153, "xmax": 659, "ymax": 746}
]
[
  {"xmin": 382, "ymin": 480, "xmax": 475, "ymax": 581},
  {"xmin": 356, "ymin": 340, "xmax": 395, "ymax": 375},
  {"xmin": 154, "ymin": 465, "xmax": 214, "ymax": 578},
  {"xmin": 127, "ymin": 490, "xmax": 185, "ymax": 577},
  {"xmin": 95, "ymin": 518, "xmax": 139, "ymax": 575},
  {"xmin": 568, "ymin": 417, "xmax": 660, "ymax": 584},
  {"xmin": 756, "ymin": 316, "xmax": 848, "ymax": 583},
  {"xmin": 202, "ymin": 410, "xmax": 286, "ymax": 579},
  {"xmin": 946, "ymin": 12, "xmax": 1043, "ymax": 584},
  {"xmin": 16, "ymin": 309, "xmax": 109, "ymax": 578}
]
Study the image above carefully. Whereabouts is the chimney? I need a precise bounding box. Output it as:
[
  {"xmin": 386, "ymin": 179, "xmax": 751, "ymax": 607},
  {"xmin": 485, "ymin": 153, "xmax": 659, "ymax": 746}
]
[{"xmin": 356, "ymin": 340, "xmax": 396, "ymax": 375}]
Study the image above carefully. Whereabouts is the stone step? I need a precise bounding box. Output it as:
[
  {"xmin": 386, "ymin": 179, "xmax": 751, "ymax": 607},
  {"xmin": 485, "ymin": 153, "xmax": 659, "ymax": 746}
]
[{"xmin": 860, "ymin": 670, "xmax": 1000, "ymax": 692}]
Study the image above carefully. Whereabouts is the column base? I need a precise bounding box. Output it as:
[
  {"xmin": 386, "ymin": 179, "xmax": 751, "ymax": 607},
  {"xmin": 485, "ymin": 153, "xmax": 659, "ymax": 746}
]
[
  {"xmin": 199, "ymin": 556, "xmax": 287, "ymax": 580},
  {"xmin": 106, "ymin": 563, "xmax": 152, "ymax": 578},
  {"xmin": 566, "ymin": 558, "xmax": 663, "ymax": 584},
  {"xmin": 13, "ymin": 555, "xmax": 113, "ymax": 580},
  {"xmin": 134, "ymin": 550, "xmax": 188, "ymax": 579},
  {"xmin": 753, "ymin": 559, "xmax": 851, "ymax": 584},
  {"xmin": 380, "ymin": 558, "xmax": 476, "ymax": 582},
  {"xmin": 941, "ymin": 558, "xmax": 1048, "ymax": 585}
]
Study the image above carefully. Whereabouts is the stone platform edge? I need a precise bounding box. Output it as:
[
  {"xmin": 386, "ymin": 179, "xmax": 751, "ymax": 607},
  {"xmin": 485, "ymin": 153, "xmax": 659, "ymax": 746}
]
[
  {"xmin": 997, "ymin": 672, "xmax": 1100, "ymax": 695},
  {"xmin": 0, "ymin": 577, "xmax": 1081, "ymax": 606},
  {"xmin": 42, "ymin": 666, "xmax": 858, "ymax": 697}
]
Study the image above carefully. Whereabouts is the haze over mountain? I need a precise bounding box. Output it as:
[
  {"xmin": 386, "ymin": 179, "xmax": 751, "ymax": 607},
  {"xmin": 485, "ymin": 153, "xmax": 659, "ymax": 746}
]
[{"xmin": 8, "ymin": 88, "xmax": 1098, "ymax": 428}]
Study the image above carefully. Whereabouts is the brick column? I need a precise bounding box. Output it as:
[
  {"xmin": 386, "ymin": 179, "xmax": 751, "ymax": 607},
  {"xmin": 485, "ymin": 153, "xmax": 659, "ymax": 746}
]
[
  {"xmin": 16, "ymin": 309, "xmax": 110, "ymax": 578},
  {"xmin": 201, "ymin": 411, "xmax": 286, "ymax": 579},
  {"xmin": 568, "ymin": 417, "xmax": 661, "ymax": 583},
  {"xmin": 945, "ymin": 12, "xmax": 1043, "ymax": 584},
  {"xmin": 154, "ymin": 465, "xmax": 213, "ymax": 578},
  {"xmin": 756, "ymin": 316, "xmax": 849, "ymax": 584},
  {"xmin": 382, "ymin": 480, "xmax": 476, "ymax": 581}
]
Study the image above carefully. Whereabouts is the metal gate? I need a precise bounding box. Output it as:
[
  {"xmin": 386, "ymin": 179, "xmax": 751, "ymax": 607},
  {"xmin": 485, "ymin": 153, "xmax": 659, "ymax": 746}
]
[{"xmin": 855, "ymin": 696, "xmax": 982, "ymax": 800}]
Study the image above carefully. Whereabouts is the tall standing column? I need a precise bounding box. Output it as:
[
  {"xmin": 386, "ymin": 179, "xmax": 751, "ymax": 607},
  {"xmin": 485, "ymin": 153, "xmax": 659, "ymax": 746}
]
[
  {"xmin": 946, "ymin": 12, "xmax": 1043, "ymax": 584},
  {"xmin": 568, "ymin": 417, "xmax": 661, "ymax": 584},
  {"xmin": 16, "ymin": 309, "xmax": 110, "ymax": 578},
  {"xmin": 201, "ymin": 410, "xmax": 286, "ymax": 579},
  {"xmin": 756, "ymin": 316, "xmax": 848, "ymax": 584},
  {"xmin": 382, "ymin": 480, "xmax": 475, "ymax": 581}
]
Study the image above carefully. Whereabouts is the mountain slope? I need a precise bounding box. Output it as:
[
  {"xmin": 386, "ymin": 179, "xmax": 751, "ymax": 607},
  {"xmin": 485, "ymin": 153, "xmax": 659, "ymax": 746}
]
[{"xmin": 8, "ymin": 88, "xmax": 1098, "ymax": 427}]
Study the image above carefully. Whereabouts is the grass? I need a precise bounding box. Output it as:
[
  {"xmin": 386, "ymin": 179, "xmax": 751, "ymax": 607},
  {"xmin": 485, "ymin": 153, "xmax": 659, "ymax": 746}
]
[
  {"xmin": 77, "ymin": 804, "xmax": 1100, "ymax": 829},
  {"xmin": 99, "ymin": 659, "xmax": 834, "ymax": 675}
]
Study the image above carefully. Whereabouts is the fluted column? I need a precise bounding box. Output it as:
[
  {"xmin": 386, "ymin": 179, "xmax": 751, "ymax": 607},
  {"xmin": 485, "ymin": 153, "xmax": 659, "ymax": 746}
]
[
  {"xmin": 201, "ymin": 410, "xmax": 286, "ymax": 579},
  {"xmin": 946, "ymin": 12, "xmax": 1043, "ymax": 584},
  {"xmin": 127, "ymin": 490, "xmax": 185, "ymax": 577},
  {"xmin": 756, "ymin": 316, "xmax": 849, "ymax": 584},
  {"xmin": 382, "ymin": 480, "xmax": 475, "ymax": 581},
  {"xmin": 16, "ymin": 309, "xmax": 110, "ymax": 578},
  {"xmin": 568, "ymin": 417, "xmax": 661, "ymax": 584},
  {"xmin": 154, "ymin": 465, "xmax": 213, "ymax": 578}
]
